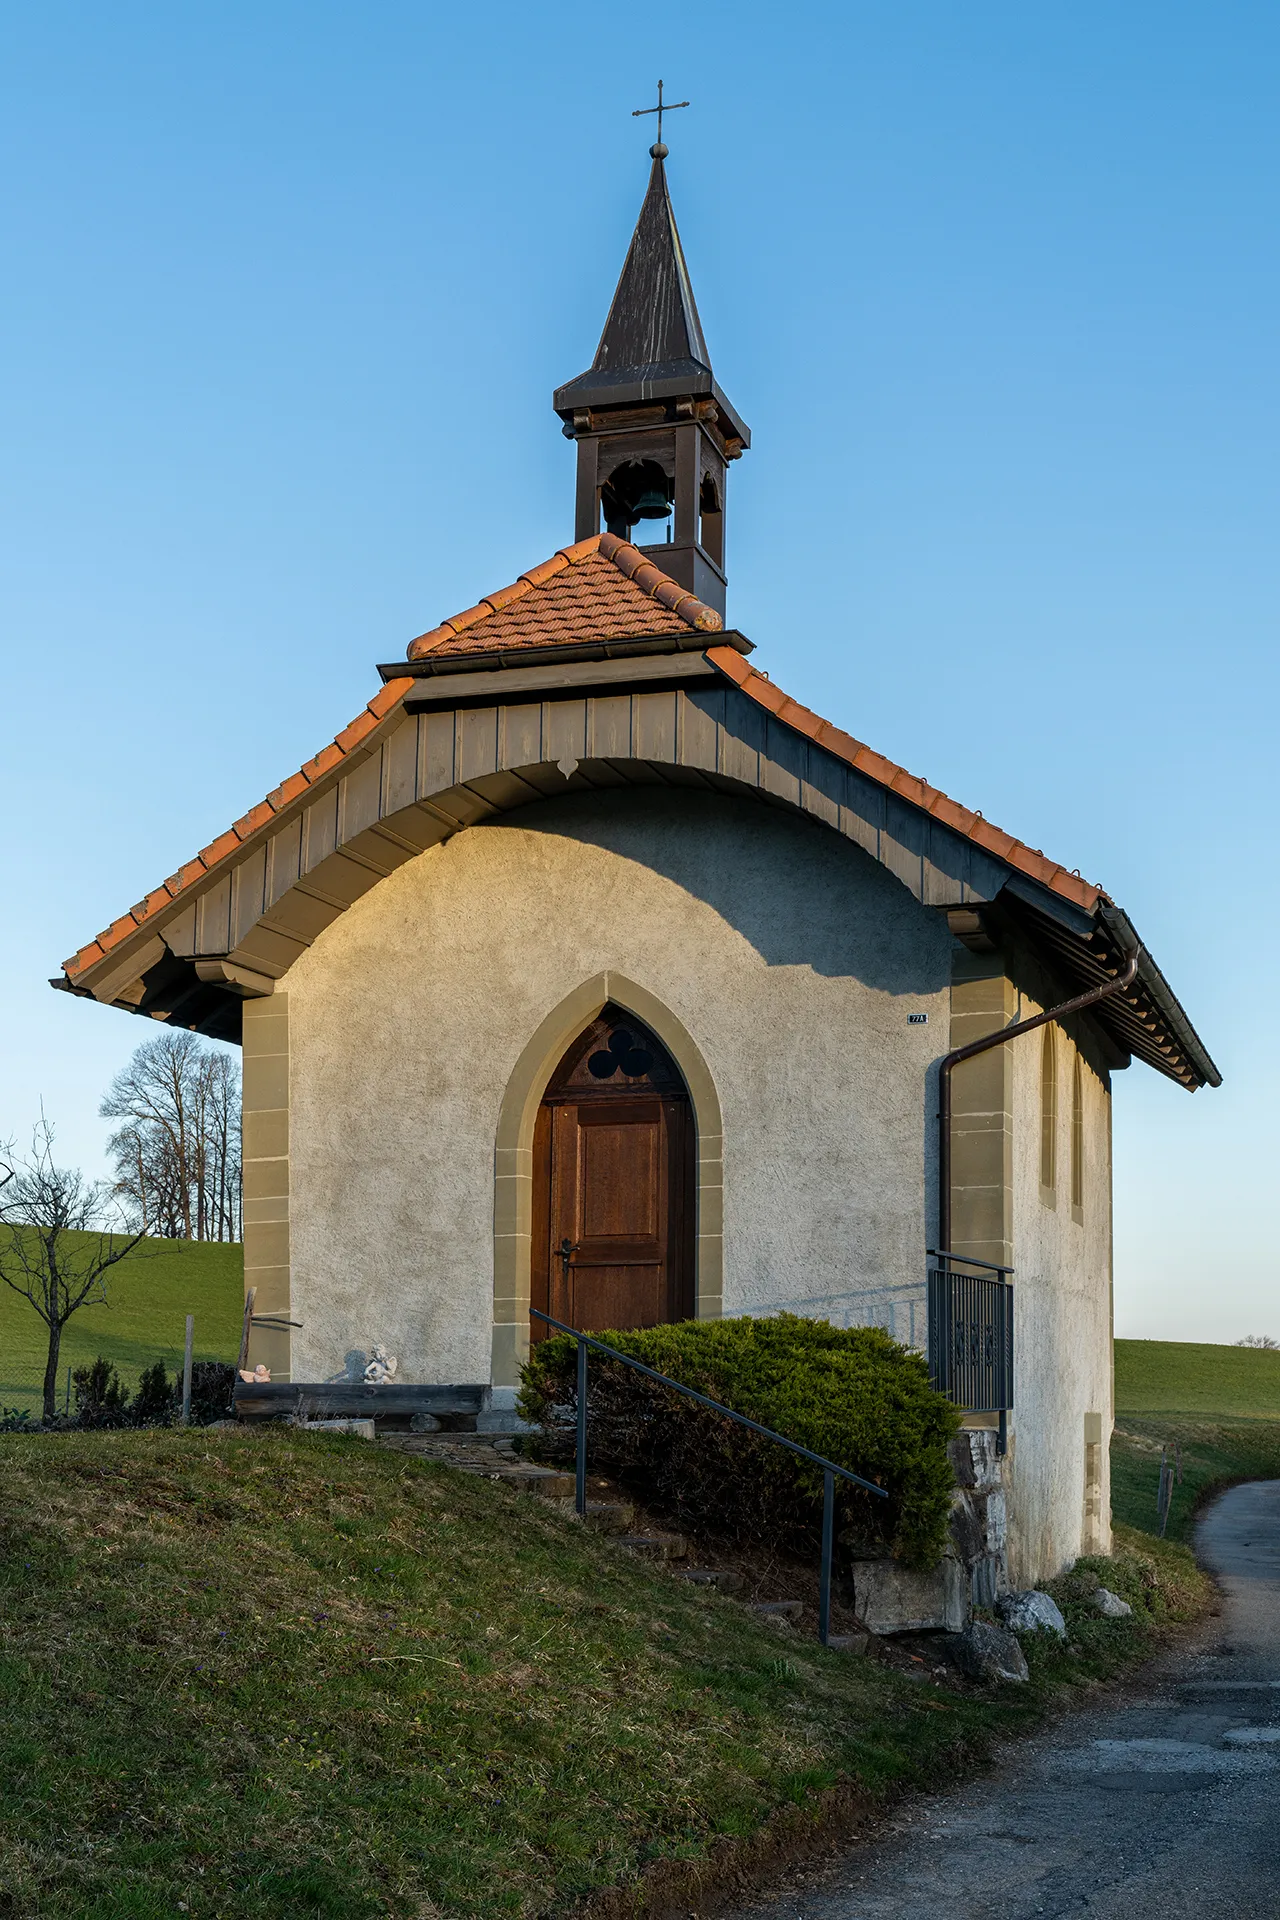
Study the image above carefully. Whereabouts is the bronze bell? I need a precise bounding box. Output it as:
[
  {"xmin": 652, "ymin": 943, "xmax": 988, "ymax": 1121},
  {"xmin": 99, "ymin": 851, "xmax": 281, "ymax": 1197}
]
[{"xmin": 602, "ymin": 458, "xmax": 674, "ymax": 535}]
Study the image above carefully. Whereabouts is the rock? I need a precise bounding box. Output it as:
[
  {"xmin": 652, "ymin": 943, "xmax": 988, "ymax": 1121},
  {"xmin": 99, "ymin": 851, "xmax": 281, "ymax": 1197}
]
[
  {"xmin": 1091, "ymin": 1586, "xmax": 1134, "ymax": 1618},
  {"xmin": 852, "ymin": 1557, "xmax": 969, "ymax": 1635},
  {"xmin": 475, "ymin": 1410, "xmax": 534, "ymax": 1433},
  {"xmin": 996, "ymin": 1589, "xmax": 1067, "ymax": 1637},
  {"xmin": 943, "ymin": 1621, "xmax": 1030, "ymax": 1684}
]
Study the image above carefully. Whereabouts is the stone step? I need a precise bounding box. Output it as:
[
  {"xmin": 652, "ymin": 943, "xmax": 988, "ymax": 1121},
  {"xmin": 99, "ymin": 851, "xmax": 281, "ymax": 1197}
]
[
  {"xmin": 676, "ymin": 1567, "xmax": 744, "ymax": 1594},
  {"xmin": 581, "ymin": 1500, "xmax": 635, "ymax": 1533},
  {"xmin": 675, "ymin": 1566, "xmax": 744, "ymax": 1597},
  {"xmin": 473, "ymin": 1466, "xmax": 575, "ymax": 1497},
  {"xmin": 377, "ymin": 1434, "xmax": 515, "ymax": 1459},
  {"xmin": 619, "ymin": 1532, "xmax": 689, "ymax": 1562},
  {"xmin": 752, "ymin": 1599, "xmax": 805, "ymax": 1623},
  {"xmin": 825, "ymin": 1632, "xmax": 873, "ymax": 1656}
]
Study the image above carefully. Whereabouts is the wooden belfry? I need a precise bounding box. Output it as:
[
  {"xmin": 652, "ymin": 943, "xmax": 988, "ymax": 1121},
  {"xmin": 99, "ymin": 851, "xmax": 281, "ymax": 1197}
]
[{"xmin": 553, "ymin": 86, "xmax": 750, "ymax": 617}]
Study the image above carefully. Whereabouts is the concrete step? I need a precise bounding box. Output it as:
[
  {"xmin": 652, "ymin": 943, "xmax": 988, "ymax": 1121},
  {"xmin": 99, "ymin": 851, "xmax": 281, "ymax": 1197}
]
[
  {"xmin": 676, "ymin": 1567, "xmax": 744, "ymax": 1594},
  {"xmin": 753, "ymin": 1599, "xmax": 805, "ymax": 1623},
  {"xmin": 619, "ymin": 1532, "xmax": 689, "ymax": 1562}
]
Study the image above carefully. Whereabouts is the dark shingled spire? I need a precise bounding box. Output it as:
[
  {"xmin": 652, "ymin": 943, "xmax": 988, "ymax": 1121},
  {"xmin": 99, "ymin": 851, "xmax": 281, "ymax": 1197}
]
[
  {"xmin": 554, "ymin": 156, "xmax": 747, "ymax": 444},
  {"xmin": 592, "ymin": 154, "xmax": 709, "ymax": 380}
]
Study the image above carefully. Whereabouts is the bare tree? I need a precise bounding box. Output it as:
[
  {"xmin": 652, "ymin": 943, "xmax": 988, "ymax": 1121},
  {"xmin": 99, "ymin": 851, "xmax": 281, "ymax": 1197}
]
[
  {"xmin": 101, "ymin": 1033, "xmax": 241, "ymax": 1243},
  {"xmin": 103, "ymin": 1117, "xmax": 188, "ymax": 1239},
  {"xmin": 0, "ymin": 1117, "xmax": 146, "ymax": 1421},
  {"xmin": 1235, "ymin": 1335, "xmax": 1278, "ymax": 1350},
  {"xmin": 198, "ymin": 1048, "xmax": 242, "ymax": 1242}
]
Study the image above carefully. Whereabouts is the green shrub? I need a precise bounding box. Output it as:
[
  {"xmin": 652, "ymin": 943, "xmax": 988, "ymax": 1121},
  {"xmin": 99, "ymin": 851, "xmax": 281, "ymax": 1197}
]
[
  {"xmin": 519, "ymin": 1314, "xmax": 960, "ymax": 1569},
  {"xmin": 72, "ymin": 1357, "xmax": 131, "ymax": 1429},
  {"xmin": 133, "ymin": 1361, "xmax": 175, "ymax": 1426},
  {"xmin": 187, "ymin": 1359, "xmax": 236, "ymax": 1425}
]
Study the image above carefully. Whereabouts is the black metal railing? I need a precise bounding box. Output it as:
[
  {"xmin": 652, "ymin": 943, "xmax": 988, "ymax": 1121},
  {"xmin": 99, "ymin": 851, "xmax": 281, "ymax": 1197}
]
[
  {"xmin": 529, "ymin": 1308, "xmax": 888, "ymax": 1648},
  {"xmin": 926, "ymin": 1251, "xmax": 1014, "ymax": 1453}
]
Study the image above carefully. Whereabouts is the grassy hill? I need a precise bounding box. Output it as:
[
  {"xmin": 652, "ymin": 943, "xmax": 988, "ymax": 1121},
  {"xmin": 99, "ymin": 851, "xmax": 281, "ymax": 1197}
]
[
  {"xmin": 1115, "ymin": 1337, "xmax": 1280, "ymax": 1418},
  {"xmin": 0, "ymin": 1231, "xmax": 243, "ymax": 1415},
  {"xmin": 1112, "ymin": 1337, "xmax": 1280, "ymax": 1543},
  {"xmin": 0, "ymin": 1429, "xmax": 1205, "ymax": 1920}
]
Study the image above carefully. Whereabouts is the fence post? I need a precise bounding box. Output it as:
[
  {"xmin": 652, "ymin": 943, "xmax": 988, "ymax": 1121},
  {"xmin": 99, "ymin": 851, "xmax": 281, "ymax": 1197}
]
[
  {"xmin": 181, "ymin": 1315, "xmax": 194, "ymax": 1426},
  {"xmin": 819, "ymin": 1468, "xmax": 834, "ymax": 1648},
  {"xmin": 575, "ymin": 1337, "xmax": 588, "ymax": 1518}
]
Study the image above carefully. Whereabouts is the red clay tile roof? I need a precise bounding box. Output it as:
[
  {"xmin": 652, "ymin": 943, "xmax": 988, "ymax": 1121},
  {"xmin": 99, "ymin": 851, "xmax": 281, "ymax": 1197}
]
[
  {"xmin": 60, "ymin": 538, "xmax": 719, "ymax": 982},
  {"xmin": 405, "ymin": 531, "xmax": 722, "ymax": 660},
  {"xmin": 62, "ymin": 538, "xmax": 1105, "ymax": 986},
  {"xmin": 705, "ymin": 646, "xmax": 1105, "ymax": 916}
]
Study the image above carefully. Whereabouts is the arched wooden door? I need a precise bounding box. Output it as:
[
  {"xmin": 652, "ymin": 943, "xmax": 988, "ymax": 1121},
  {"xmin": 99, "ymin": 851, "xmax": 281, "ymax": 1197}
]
[{"xmin": 531, "ymin": 1005, "xmax": 695, "ymax": 1339}]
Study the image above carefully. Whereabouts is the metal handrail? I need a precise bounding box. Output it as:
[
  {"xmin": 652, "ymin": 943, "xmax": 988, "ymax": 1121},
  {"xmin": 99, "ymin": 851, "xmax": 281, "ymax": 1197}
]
[
  {"xmin": 528, "ymin": 1307, "xmax": 888, "ymax": 1648},
  {"xmin": 926, "ymin": 1248, "xmax": 1014, "ymax": 1277}
]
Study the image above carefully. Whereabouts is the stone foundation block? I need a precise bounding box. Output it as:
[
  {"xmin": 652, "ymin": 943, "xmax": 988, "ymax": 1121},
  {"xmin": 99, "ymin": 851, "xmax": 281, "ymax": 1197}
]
[{"xmin": 852, "ymin": 1556, "xmax": 968, "ymax": 1635}]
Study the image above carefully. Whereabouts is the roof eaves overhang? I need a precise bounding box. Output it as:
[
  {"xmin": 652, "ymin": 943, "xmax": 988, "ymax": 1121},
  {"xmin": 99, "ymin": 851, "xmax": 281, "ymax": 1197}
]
[
  {"xmin": 704, "ymin": 647, "xmax": 1220, "ymax": 1095},
  {"xmin": 553, "ymin": 365, "xmax": 751, "ymax": 447},
  {"xmin": 378, "ymin": 628, "xmax": 753, "ymax": 683},
  {"xmin": 991, "ymin": 881, "xmax": 1221, "ymax": 1091}
]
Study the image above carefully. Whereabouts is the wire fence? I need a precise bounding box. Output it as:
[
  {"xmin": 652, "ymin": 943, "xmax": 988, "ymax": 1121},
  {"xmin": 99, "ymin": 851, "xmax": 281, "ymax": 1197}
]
[{"xmin": 1, "ymin": 1313, "xmax": 240, "ymax": 1428}]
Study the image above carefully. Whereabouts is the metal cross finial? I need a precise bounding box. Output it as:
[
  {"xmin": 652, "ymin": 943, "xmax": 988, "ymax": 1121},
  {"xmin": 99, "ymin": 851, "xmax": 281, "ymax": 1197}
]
[{"xmin": 632, "ymin": 78, "xmax": 689, "ymax": 158}]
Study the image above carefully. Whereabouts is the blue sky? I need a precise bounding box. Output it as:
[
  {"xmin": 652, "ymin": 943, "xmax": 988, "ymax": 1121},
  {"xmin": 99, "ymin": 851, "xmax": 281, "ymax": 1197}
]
[{"xmin": 2, "ymin": 2, "xmax": 1276, "ymax": 1341}]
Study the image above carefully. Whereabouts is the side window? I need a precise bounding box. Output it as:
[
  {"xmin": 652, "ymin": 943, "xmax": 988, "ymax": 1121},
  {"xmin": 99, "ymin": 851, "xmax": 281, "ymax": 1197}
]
[
  {"xmin": 1070, "ymin": 1054, "xmax": 1085, "ymax": 1222},
  {"xmin": 1039, "ymin": 1025, "xmax": 1057, "ymax": 1199}
]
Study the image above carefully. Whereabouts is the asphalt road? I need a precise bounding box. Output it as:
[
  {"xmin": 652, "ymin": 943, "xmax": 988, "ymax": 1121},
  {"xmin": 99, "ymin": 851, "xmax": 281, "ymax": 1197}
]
[{"xmin": 736, "ymin": 1481, "xmax": 1280, "ymax": 1920}]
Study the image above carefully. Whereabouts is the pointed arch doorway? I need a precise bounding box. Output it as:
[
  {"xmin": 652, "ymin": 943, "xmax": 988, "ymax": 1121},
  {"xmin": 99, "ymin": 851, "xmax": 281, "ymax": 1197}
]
[{"xmin": 530, "ymin": 1005, "xmax": 695, "ymax": 1341}]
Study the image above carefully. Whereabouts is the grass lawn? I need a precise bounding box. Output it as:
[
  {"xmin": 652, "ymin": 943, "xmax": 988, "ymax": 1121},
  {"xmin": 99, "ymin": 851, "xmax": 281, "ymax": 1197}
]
[
  {"xmin": 0, "ymin": 1430, "xmax": 1207, "ymax": 1920},
  {"xmin": 1112, "ymin": 1337, "xmax": 1280, "ymax": 1545},
  {"xmin": 0, "ymin": 1232, "xmax": 243, "ymax": 1416}
]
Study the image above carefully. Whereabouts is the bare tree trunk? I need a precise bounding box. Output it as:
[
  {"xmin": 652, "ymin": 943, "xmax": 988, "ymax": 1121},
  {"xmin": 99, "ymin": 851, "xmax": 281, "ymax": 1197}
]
[
  {"xmin": 173, "ymin": 1050, "xmax": 193, "ymax": 1240},
  {"xmin": 42, "ymin": 1314, "xmax": 63, "ymax": 1422},
  {"xmin": 135, "ymin": 1137, "xmax": 149, "ymax": 1234}
]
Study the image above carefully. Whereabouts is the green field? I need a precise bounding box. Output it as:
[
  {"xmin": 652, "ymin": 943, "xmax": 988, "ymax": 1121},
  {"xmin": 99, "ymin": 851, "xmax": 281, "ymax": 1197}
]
[
  {"xmin": 0, "ymin": 1429, "xmax": 1206, "ymax": 1919},
  {"xmin": 1112, "ymin": 1337, "xmax": 1280, "ymax": 1544},
  {"xmin": 1115, "ymin": 1337, "xmax": 1280, "ymax": 1418},
  {"xmin": 0, "ymin": 1232, "xmax": 243, "ymax": 1415}
]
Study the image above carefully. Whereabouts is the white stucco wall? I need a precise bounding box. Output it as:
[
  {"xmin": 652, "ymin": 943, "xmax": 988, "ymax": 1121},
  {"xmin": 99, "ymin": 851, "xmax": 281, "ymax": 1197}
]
[
  {"xmin": 1006, "ymin": 1008, "xmax": 1114, "ymax": 1583},
  {"xmin": 282, "ymin": 787, "xmax": 952, "ymax": 1386}
]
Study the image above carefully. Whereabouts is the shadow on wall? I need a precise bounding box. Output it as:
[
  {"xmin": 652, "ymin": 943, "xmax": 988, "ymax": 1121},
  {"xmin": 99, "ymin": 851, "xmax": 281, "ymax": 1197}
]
[
  {"xmin": 329, "ymin": 1351, "xmax": 371, "ymax": 1383},
  {"xmin": 478, "ymin": 786, "xmax": 950, "ymax": 995}
]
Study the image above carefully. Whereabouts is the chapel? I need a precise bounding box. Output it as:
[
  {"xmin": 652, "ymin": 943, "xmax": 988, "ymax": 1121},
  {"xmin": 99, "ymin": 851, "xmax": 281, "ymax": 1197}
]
[{"xmin": 56, "ymin": 139, "xmax": 1218, "ymax": 1589}]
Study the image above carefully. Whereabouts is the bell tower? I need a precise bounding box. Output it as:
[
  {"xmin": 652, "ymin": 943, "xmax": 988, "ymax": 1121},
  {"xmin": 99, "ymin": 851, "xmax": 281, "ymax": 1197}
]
[{"xmin": 553, "ymin": 140, "xmax": 750, "ymax": 619}]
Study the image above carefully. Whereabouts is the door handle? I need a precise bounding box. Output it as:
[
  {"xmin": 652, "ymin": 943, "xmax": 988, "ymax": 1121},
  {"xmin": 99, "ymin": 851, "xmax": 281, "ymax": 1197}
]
[{"xmin": 558, "ymin": 1238, "xmax": 580, "ymax": 1283}]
